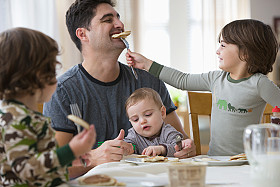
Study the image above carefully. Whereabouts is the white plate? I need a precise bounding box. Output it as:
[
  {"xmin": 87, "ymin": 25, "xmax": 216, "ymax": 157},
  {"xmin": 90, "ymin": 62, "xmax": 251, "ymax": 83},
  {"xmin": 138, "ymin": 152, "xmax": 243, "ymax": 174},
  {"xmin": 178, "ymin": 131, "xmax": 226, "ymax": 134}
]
[
  {"xmin": 124, "ymin": 157, "xmax": 179, "ymax": 165},
  {"xmin": 193, "ymin": 156, "xmax": 248, "ymax": 166}
]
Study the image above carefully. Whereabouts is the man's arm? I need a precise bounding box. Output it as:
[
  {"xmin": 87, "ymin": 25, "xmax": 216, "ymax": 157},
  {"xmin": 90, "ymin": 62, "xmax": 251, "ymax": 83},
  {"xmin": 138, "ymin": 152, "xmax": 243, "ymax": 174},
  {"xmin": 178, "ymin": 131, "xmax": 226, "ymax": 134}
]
[
  {"xmin": 55, "ymin": 130, "xmax": 134, "ymax": 179},
  {"xmin": 55, "ymin": 131, "xmax": 73, "ymax": 147},
  {"xmin": 164, "ymin": 110, "xmax": 188, "ymax": 139},
  {"xmin": 54, "ymin": 131, "xmax": 94, "ymax": 179}
]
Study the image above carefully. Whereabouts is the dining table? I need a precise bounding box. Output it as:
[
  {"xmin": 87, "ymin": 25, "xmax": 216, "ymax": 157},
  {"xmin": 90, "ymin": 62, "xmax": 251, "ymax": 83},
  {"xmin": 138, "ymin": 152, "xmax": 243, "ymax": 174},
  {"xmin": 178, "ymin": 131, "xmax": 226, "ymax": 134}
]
[{"xmin": 68, "ymin": 154, "xmax": 253, "ymax": 187}]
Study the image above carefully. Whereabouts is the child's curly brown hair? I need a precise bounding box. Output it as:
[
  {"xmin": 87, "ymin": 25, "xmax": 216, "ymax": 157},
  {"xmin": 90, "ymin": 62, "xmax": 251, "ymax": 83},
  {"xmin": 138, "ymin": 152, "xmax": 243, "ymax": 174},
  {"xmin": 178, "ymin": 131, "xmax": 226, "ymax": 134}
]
[{"xmin": 0, "ymin": 27, "xmax": 61, "ymax": 100}]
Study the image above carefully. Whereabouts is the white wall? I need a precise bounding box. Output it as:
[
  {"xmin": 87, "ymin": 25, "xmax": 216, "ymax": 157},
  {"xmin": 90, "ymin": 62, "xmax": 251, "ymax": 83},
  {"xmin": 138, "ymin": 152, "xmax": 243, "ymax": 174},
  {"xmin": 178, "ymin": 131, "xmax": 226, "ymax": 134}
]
[
  {"xmin": 250, "ymin": 0, "xmax": 280, "ymax": 26},
  {"xmin": 250, "ymin": 0, "xmax": 280, "ymax": 85}
]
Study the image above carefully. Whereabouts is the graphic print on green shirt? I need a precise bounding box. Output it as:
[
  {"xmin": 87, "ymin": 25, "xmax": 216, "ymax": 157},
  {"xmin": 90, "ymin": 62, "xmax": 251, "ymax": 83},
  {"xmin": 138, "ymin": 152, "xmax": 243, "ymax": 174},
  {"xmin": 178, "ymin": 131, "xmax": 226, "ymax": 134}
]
[{"xmin": 216, "ymin": 99, "xmax": 252, "ymax": 113}]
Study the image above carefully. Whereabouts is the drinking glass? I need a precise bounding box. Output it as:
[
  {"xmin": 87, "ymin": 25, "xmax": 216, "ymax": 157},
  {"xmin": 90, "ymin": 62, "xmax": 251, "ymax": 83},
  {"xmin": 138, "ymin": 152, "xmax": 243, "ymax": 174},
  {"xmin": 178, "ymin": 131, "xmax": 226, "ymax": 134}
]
[{"xmin": 243, "ymin": 124, "xmax": 280, "ymax": 187}]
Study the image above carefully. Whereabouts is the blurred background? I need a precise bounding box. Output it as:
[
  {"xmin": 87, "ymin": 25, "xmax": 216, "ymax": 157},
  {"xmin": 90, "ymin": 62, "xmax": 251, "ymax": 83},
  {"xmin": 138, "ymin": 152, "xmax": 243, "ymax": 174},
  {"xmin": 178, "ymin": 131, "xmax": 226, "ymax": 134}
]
[{"xmin": 1, "ymin": 0, "xmax": 280, "ymax": 153}]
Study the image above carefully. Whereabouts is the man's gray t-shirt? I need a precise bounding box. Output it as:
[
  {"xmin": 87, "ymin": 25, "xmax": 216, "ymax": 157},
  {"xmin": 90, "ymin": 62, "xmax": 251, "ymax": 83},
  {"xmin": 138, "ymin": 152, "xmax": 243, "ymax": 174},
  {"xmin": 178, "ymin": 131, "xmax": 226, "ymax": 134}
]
[{"xmin": 43, "ymin": 63, "xmax": 176, "ymax": 148}]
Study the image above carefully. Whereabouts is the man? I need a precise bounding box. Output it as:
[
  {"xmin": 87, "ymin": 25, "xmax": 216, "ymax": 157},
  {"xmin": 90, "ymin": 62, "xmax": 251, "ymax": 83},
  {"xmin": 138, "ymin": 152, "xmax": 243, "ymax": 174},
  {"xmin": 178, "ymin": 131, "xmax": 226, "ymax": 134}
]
[{"xmin": 44, "ymin": 0, "xmax": 196, "ymax": 178}]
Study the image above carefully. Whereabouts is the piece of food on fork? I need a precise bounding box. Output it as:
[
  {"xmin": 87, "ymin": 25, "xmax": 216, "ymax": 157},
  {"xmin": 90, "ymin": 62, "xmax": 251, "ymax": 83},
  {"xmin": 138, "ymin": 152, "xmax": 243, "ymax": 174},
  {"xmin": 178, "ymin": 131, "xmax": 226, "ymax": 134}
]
[
  {"xmin": 112, "ymin": 30, "xmax": 138, "ymax": 80},
  {"xmin": 112, "ymin": 30, "xmax": 131, "ymax": 39},
  {"xmin": 67, "ymin": 114, "xmax": 90, "ymax": 130}
]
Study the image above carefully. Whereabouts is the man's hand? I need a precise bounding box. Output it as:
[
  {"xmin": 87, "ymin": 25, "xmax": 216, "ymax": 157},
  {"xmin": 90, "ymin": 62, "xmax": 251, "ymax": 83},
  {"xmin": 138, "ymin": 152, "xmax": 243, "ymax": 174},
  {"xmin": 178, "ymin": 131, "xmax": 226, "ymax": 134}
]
[
  {"xmin": 174, "ymin": 138, "xmax": 196, "ymax": 158},
  {"xmin": 88, "ymin": 129, "xmax": 134, "ymax": 166},
  {"xmin": 142, "ymin": 145, "xmax": 166, "ymax": 156}
]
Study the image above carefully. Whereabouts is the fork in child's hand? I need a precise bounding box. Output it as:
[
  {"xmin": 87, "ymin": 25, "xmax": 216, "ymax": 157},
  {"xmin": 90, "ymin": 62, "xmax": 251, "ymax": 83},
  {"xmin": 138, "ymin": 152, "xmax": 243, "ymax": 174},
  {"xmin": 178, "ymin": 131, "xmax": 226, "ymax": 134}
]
[
  {"xmin": 69, "ymin": 103, "xmax": 88, "ymax": 167},
  {"xmin": 120, "ymin": 37, "xmax": 138, "ymax": 80}
]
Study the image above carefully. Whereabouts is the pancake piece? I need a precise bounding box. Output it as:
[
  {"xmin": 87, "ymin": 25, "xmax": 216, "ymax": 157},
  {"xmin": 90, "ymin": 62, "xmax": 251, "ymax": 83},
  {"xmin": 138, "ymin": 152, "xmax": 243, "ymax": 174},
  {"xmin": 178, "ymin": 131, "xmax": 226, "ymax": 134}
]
[
  {"xmin": 142, "ymin": 156, "xmax": 168, "ymax": 162},
  {"xmin": 136, "ymin": 155, "xmax": 149, "ymax": 158},
  {"xmin": 229, "ymin": 153, "xmax": 247, "ymax": 161},
  {"xmin": 67, "ymin": 114, "xmax": 90, "ymax": 130},
  {"xmin": 112, "ymin": 31, "xmax": 131, "ymax": 39},
  {"xmin": 79, "ymin": 174, "xmax": 117, "ymax": 186}
]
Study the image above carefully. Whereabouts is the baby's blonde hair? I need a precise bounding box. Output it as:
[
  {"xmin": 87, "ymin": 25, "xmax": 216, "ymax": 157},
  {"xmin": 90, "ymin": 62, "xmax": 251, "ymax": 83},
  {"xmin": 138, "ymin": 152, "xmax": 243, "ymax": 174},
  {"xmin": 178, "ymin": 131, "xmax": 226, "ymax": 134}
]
[{"xmin": 125, "ymin": 88, "xmax": 163, "ymax": 114}]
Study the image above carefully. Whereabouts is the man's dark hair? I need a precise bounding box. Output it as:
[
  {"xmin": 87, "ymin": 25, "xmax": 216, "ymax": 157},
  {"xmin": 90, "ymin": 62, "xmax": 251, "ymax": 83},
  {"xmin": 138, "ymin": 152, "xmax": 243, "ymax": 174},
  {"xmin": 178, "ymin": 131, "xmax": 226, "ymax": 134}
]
[{"xmin": 66, "ymin": 0, "xmax": 115, "ymax": 51}]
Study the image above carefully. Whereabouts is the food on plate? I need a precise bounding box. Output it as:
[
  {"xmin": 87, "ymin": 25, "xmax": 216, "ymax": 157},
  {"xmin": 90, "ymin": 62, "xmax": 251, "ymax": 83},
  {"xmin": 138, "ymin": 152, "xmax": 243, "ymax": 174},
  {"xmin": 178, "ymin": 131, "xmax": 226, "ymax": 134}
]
[
  {"xmin": 129, "ymin": 154, "xmax": 179, "ymax": 162},
  {"xmin": 168, "ymin": 158, "xmax": 180, "ymax": 162},
  {"xmin": 67, "ymin": 114, "xmax": 90, "ymax": 130},
  {"xmin": 112, "ymin": 31, "xmax": 131, "ymax": 39},
  {"xmin": 229, "ymin": 153, "xmax": 247, "ymax": 161},
  {"xmin": 78, "ymin": 174, "xmax": 125, "ymax": 186},
  {"xmin": 142, "ymin": 156, "xmax": 168, "ymax": 162},
  {"xmin": 136, "ymin": 154, "xmax": 149, "ymax": 158}
]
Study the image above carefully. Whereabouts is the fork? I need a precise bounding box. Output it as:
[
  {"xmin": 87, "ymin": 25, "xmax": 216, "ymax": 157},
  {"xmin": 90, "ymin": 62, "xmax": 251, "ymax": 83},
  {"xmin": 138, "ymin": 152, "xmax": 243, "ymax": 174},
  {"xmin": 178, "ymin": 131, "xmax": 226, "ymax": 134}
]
[
  {"xmin": 120, "ymin": 37, "xmax": 138, "ymax": 80},
  {"xmin": 175, "ymin": 135, "xmax": 183, "ymax": 151},
  {"xmin": 69, "ymin": 103, "xmax": 87, "ymax": 167}
]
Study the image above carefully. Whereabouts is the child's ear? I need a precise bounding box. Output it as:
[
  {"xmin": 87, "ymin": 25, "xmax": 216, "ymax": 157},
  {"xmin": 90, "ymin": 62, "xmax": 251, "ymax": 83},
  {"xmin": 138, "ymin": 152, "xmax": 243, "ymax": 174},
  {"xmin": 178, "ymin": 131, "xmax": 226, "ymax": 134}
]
[
  {"xmin": 239, "ymin": 48, "xmax": 248, "ymax": 63},
  {"xmin": 76, "ymin": 28, "xmax": 88, "ymax": 42},
  {"xmin": 161, "ymin": 105, "xmax": 166, "ymax": 119}
]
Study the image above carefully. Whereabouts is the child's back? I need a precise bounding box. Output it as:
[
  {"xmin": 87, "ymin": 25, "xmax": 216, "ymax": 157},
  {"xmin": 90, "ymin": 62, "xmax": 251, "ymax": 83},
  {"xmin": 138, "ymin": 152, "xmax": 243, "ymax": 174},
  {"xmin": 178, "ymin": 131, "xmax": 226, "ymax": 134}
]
[
  {"xmin": 0, "ymin": 27, "xmax": 96, "ymax": 186},
  {"xmin": 0, "ymin": 100, "xmax": 68, "ymax": 186}
]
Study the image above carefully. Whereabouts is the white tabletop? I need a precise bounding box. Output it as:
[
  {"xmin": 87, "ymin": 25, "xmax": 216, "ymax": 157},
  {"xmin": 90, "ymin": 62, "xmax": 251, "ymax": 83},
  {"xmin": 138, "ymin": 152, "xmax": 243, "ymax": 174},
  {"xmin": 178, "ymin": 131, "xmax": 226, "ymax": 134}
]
[{"xmin": 69, "ymin": 155, "xmax": 253, "ymax": 187}]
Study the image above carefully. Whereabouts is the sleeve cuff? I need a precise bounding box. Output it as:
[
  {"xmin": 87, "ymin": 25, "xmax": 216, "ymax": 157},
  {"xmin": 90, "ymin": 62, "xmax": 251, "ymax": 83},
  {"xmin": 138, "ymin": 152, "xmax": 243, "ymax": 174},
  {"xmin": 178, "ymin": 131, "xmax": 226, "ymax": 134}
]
[
  {"xmin": 56, "ymin": 144, "xmax": 75, "ymax": 166},
  {"xmin": 149, "ymin": 61, "xmax": 164, "ymax": 78}
]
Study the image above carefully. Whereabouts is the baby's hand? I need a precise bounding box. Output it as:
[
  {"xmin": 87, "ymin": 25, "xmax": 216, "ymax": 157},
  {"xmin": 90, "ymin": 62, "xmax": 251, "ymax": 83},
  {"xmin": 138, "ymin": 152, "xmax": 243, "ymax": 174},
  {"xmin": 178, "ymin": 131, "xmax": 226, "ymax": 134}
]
[
  {"xmin": 126, "ymin": 50, "xmax": 153, "ymax": 70},
  {"xmin": 142, "ymin": 145, "xmax": 166, "ymax": 156}
]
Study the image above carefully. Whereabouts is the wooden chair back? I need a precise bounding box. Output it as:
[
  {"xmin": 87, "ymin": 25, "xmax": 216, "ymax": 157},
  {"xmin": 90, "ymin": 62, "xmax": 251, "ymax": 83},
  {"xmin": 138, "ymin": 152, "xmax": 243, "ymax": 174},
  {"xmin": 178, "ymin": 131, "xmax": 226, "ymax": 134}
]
[
  {"xmin": 186, "ymin": 91, "xmax": 212, "ymax": 155},
  {"xmin": 261, "ymin": 103, "xmax": 273, "ymax": 123},
  {"xmin": 38, "ymin": 103, "xmax": 44, "ymax": 113}
]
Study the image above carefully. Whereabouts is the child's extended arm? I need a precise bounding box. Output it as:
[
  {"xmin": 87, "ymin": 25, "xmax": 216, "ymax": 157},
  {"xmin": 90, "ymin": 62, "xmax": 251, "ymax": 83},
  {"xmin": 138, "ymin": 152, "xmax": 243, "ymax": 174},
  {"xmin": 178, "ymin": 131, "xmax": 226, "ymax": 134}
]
[{"xmin": 126, "ymin": 50, "xmax": 213, "ymax": 92}]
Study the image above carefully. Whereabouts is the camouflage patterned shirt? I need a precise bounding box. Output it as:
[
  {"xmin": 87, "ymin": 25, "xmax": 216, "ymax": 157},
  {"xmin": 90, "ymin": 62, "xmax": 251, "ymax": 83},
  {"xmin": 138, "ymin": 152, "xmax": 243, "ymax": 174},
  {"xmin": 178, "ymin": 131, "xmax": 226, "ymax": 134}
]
[{"xmin": 0, "ymin": 100, "xmax": 75, "ymax": 186}]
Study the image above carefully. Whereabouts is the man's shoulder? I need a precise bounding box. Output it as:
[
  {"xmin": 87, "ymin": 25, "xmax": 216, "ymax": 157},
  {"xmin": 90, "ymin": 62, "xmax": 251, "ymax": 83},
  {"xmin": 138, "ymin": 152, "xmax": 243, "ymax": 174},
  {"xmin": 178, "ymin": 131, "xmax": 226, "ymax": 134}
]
[{"xmin": 57, "ymin": 65, "xmax": 80, "ymax": 85}]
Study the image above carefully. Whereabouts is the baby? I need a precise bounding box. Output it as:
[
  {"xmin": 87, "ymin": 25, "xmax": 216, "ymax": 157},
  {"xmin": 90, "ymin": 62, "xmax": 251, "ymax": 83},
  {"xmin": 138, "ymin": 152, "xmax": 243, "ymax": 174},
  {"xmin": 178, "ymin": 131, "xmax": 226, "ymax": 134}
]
[{"xmin": 124, "ymin": 88, "xmax": 183, "ymax": 157}]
